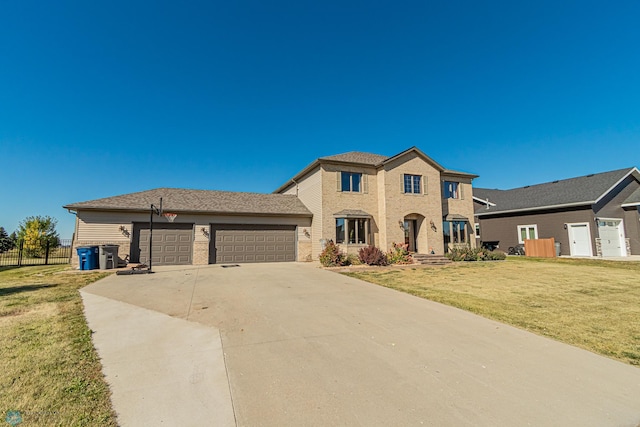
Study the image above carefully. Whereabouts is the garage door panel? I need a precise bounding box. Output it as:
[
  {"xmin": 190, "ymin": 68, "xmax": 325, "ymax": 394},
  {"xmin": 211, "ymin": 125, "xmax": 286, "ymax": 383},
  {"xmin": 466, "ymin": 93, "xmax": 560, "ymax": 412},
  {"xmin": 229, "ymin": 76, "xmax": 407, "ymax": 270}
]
[
  {"xmin": 210, "ymin": 224, "xmax": 296, "ymax": 264},
  {"xmin": 133, "ymin": 223, "xmax": 193, "ymax": 266}
]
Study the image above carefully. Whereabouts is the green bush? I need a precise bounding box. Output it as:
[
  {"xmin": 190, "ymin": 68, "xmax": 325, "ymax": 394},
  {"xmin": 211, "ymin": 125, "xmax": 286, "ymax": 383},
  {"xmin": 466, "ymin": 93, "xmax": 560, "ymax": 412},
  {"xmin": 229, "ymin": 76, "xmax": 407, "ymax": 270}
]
[
  {"xmin": 319, "ymin": 240, "xmax": 349, "ymax": 267},
  {"xmin": 387, "ymin": 242, "xmax": 413, "ymax": 264},
  {"xmin": 446, "ymin": 246, "xmax": 506, "ymax": 262},
  {"xmin": 358, "ymin": 245, "xmax": 388, "ymax": 266}
]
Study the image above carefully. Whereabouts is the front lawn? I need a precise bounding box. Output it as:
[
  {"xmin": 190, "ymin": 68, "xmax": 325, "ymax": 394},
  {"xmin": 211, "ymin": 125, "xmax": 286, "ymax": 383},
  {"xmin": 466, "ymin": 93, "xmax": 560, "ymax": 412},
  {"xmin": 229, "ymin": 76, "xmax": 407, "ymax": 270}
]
[
  {"xmin": 344, "ymin": 257, "xmax": 640, "ymax": 366},
  {"xmin": 0, "ymin": 266, "xmax": 117, "ymax": 426}
]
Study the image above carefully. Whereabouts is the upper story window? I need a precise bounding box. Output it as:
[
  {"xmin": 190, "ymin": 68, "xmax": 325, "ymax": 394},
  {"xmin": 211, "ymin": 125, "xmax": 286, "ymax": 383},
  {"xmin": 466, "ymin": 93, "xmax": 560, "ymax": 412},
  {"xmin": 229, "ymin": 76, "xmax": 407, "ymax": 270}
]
[
  {"xmin": 339, "ymin": 171, "xmax": 363, "ymax": 193},
  {"xmin": 403, "ymin": 174, "xmax": 422, "ymax": 194},
  {"xmin": 443, "ymin": 181, "xmax": 461, "ymax": 199}
]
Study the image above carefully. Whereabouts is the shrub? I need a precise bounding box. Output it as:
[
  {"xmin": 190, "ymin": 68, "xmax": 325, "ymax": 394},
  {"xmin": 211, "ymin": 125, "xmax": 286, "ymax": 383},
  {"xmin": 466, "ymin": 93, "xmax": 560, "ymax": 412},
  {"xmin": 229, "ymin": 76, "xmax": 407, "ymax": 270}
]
[
  {"xmin": 486, "ymin": 250, "xmax": 506, "ymax": 260},
  {"xmin": 446, "ymin": 246, "xmax": 506, "ymax": 262},
  {"xmin": 346, "ymin": 253, "xmax": 361, "ymax": 266},
  {"xmin": 387, "ymin": 242, "xmax": 413, "ymax": 264},
  {"xmin": 319, "ymin": 240, "xmax": 348, "ymax": 267},
  {"xmin": 358, "ymin": 245, "xmax": 388, "ymax": 266}
]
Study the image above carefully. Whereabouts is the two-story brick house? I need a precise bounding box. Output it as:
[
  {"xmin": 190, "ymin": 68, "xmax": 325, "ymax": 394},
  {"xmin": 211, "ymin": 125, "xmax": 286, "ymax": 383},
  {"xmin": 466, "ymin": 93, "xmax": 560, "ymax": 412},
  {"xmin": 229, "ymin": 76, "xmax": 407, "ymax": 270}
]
[
  {"xmin": 274, "ymin": 147, "xmax": 478, "ymax": 258},
  {"xmin": 63, "ymin": 147, "xmax": 477, "ymax": 266}
]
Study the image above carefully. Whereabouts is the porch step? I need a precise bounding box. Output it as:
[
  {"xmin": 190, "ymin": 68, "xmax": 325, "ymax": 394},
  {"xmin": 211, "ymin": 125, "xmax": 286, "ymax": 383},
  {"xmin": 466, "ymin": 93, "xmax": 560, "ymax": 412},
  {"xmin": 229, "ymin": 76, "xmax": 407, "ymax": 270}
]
[{"xmin": 412, "ymin": 254, "xmax": 452, "ymax": 266}]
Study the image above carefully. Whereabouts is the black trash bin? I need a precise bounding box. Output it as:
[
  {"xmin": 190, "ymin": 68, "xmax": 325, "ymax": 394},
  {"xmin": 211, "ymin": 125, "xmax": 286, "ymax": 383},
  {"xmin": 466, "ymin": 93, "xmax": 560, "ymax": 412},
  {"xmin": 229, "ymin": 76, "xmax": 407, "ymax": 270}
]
[{"xmin": 99, "ymin": 245, "xmax": 119, "ymax": 269}]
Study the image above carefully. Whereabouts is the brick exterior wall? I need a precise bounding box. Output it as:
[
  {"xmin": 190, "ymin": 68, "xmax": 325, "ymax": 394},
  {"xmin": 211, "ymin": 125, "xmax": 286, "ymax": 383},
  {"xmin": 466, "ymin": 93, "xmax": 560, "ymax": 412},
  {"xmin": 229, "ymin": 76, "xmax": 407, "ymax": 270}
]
[
  {"xmin": 297, "ymin": 241, "xmax": 312, "ymax": 261},
  {"xmin": 193, "ymin": 241, "xmax": 209, "ymax": 265},
  {"xmin": 377, "ymin": 152, "xmax": 445, "ymax": 254},
  {"xmin": 321, "ymin": 163, "xmax": 380, "ymax": 249},
  {"xmin": 314, "ymin": 151, "xmax": 476, "ymax": 256}
]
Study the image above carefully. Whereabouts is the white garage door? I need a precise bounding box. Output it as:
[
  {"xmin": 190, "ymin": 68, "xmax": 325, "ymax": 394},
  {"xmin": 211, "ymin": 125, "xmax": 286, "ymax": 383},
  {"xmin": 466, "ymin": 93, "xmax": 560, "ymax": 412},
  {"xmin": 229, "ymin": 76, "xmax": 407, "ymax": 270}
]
[{"xmin": 598, "ymin": 220, "xmax": 624, "ymax": 257}]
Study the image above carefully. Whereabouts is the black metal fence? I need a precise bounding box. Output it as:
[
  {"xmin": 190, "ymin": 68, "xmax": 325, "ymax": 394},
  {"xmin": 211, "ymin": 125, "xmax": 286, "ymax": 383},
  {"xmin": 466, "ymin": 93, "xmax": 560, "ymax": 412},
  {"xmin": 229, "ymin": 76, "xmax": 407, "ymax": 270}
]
[{"xmin": 0, "ymin": 239, "xmax": 73, "ymax": 267}]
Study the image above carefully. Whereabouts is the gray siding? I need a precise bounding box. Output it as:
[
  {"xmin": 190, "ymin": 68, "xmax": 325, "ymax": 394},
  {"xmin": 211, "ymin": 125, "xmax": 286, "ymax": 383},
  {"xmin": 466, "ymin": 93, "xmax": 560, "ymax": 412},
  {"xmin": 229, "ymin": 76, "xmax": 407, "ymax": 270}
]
[
  {"xmin": 477, "ymin": 175, "xmax": 640, "ymax": 256},
  {"xmin": 478, "ymin": 208, "xmax": 594, "ymax": 255},
  {"xmin": 624, "ymin": 207, "xmax": 640, "ymax": 254},
  {"xmin": 594, "ymin": 175, "xmax": 639, "ymax": 219}
]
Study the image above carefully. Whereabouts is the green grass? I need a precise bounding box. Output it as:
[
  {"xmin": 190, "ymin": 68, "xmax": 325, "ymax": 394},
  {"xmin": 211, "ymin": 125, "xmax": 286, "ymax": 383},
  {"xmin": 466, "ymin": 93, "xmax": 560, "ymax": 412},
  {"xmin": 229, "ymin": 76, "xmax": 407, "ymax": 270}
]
[
  {"xmin": 0, "ymin": 265, "xmax": 117, "ymax": 426},
  {"xmin": 344, "ymin": 257, "xmax": 640, "ymax": 366}
]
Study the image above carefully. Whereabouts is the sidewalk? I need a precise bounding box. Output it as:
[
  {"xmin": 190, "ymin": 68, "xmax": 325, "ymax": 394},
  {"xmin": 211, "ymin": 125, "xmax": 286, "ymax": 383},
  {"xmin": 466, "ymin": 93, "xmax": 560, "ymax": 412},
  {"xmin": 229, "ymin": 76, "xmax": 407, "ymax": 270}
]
[{"xmin": 81, "ymin": 291, "xmax": 235, "ymax": 427}]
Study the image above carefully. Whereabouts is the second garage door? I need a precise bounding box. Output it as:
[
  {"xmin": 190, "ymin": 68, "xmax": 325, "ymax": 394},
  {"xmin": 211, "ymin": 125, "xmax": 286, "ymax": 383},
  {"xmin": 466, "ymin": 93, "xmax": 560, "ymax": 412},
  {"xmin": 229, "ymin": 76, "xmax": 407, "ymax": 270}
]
[{"xmin": 210, "ymin": 224, "xmax": 296, "ymax": 264}]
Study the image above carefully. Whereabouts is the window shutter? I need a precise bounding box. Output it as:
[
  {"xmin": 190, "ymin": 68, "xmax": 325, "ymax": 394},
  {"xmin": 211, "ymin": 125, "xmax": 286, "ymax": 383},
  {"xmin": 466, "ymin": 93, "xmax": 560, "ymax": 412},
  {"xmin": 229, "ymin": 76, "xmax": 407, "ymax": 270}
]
[
  {"xmin": 423, "ymin": 176, "xmax": 427, "ymax": 195},
  {"xmin": 337, "ymin": 171, "xmax": 342, "ymax": 192},
  {"xmin": 460, "ymin": 183, "xmax": 465, "ymax": 199},
  {"xmin": 400, "ymin": 174, "xmax": 405, "ymax": 193},
  {"xmin": 362, "ymin": 174, "xmax": 368, "ymax": 193}
]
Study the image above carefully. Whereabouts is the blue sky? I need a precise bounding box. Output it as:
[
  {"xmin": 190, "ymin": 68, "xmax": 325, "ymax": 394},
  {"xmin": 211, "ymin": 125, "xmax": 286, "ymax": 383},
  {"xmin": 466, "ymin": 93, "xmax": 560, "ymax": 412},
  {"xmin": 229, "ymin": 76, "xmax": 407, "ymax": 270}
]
[{"xmin": 2, "ymin": 0, "xmax": 639, "ymax": 238}]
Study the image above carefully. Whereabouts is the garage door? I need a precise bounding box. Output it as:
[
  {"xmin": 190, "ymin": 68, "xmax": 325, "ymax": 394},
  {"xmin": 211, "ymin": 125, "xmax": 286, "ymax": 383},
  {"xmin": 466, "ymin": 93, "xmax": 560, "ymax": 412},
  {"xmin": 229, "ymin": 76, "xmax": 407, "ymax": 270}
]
[
  {"xmin": 132, "ymin": 223, "xmax": 193, "ymax": 265},
  {"xmin": 598, "ymin": 220, "xmax": 624, "ymax": 256},
  {"xmin": 210, "ymin": 224, "xmax": 296, "ymax": 264}
]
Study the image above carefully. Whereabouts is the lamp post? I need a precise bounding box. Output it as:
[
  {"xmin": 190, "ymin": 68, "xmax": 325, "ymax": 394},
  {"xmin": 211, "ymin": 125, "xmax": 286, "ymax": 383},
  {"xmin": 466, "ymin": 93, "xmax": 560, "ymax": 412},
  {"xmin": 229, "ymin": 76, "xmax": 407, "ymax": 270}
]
[{"xmin": 148, "ymin": 198, "xmax": 163, "ymax": 273}]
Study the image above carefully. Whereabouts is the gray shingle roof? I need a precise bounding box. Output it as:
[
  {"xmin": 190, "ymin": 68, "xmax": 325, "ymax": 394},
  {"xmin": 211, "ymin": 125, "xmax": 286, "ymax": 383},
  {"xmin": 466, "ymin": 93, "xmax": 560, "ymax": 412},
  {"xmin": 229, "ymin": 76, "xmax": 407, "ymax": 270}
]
[
  {"xmin": 474, "ymin": 168, "xmax": 638, "ymax": 215},
  {"xmin": 319, "ymin": 151, "xmax": 389, "ymax": 165},
  {"xmin": 63, "ymin": 188, "xmax": 312, "ymax": 216}
]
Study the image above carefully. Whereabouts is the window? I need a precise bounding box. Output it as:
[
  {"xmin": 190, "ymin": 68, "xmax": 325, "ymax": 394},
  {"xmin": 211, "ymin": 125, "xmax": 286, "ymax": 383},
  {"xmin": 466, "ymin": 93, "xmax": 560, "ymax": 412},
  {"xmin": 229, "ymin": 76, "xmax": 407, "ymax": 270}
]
[
  {"xmin": 403, "ymin": 174, "xmax": 422, "ymax": 194},
  {"xmin": 443, "ymin": 181, "xmax": 460, "ymax": 199},
  {"xmin": 340, "ymin": 172, "xmax": 362, "ymax": 192},
  {"xmin": 453, "ymin": 221, "xmax": 466, "ymax": 243},
  {"xmin": 443, "ymin": 221, "xmax": 451, "ymax": 249},
  {"xmin": 335, "ymin": 218, "xmax": 369, "ymax": 244},
  {"xmin": 517, "ymin": 224, "xmax": 538, "ymax": 244},
  {"xmin": 336, "ymin": 219, "xmax": 345, "ymax": 243},
  {"xmin": 443, "ymin": 220, "xmax": 467, "ymax": 247},
  {"xmin": 475, "ymin": 223, "xmax": 480, "ymax": 238}
]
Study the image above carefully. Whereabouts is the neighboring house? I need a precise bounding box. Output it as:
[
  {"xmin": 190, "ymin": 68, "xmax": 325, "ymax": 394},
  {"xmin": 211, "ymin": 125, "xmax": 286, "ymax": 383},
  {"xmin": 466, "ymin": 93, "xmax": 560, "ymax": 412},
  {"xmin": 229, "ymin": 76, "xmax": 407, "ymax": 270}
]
[
  {"xmin": 274, "ymin": 146, "xmax": 478, "ymax": 259},
  {"xmin": 63, "ymin": 147, "xmax": 477, "ymax": 267},
  {"xmin": 474, "ymin": 167, "xmax": 640, "ymax": 257}
]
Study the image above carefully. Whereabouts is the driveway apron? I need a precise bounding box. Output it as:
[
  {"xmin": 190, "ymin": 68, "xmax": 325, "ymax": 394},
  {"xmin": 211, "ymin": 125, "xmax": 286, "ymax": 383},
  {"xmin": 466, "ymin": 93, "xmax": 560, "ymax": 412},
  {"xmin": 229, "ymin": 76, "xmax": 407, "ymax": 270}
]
[{"xmin": 82, "ymin": 263, "xmax": 640, "ymax": 427}]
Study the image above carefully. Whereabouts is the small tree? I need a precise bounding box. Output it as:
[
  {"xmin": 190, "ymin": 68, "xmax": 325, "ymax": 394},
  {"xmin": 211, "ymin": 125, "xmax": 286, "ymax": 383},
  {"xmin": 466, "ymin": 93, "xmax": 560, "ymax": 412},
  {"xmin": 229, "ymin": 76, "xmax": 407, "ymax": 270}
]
[
  {"xmin": 319, "ymin": 240, "xmax": 348, "ymax": 267},
  {"xmin": 17, "ymin": 216, "xmax": 60, "ymax": 257},
  {"xmin": 387, "ymin": 242, "xmax": 413, "ymax": 264},
  {"xmin": 0, "ymin": 227, "xmax": 10, "ymax": 253},
  {"xmin": 8, "ymin": 232, "xmax": 18, "ymax": 251}
]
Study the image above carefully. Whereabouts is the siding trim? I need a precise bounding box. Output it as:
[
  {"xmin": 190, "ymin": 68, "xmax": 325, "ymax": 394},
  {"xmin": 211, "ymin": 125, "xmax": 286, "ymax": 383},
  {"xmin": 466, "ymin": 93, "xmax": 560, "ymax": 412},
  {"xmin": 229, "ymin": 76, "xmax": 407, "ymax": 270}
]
[{"xmin": 476, "ymin": 201, "xmax": 593, "ymax": 217}]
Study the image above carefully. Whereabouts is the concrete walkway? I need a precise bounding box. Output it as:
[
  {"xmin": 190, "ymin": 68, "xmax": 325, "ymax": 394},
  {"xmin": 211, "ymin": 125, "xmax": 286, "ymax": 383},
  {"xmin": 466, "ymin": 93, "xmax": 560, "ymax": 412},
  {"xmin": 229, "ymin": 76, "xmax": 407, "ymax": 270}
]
[
  {"xmin": 82, "ymin": 263, "xmax": 640, "ymax": 426},
  {"xmin": 80, "ymin": 291, "xmax": 235, "ymax": 426}
]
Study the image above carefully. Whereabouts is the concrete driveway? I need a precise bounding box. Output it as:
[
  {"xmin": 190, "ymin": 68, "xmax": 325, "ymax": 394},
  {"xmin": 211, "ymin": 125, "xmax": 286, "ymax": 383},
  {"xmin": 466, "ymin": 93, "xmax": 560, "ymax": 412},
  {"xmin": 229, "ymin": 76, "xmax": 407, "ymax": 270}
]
[{"xmin": 81, "ymin": 263, "xmax": 640, "ymax": 426}]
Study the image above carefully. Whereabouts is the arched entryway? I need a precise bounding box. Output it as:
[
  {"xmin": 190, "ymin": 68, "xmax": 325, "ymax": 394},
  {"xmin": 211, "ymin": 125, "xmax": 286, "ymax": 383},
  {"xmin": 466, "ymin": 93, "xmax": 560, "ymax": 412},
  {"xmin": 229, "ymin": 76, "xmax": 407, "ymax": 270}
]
[{"xmin": 403, "ymin": 214, "xmax": 425, "ymax": 252}]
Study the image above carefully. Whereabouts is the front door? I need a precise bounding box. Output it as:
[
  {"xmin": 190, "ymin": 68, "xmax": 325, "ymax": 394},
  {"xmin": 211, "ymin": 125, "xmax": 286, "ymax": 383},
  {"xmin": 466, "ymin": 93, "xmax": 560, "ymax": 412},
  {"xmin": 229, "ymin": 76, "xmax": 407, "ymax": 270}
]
[
  {"xmin": 568, "ymin": 223, "xmax": 592, "ymax": 256},
  {"xmin": 404, "ymin": 220, "xmax": 417, "ymax": 252},
  {"xmin": 598, "ymin": 220, "xmax": 624, "ymax": 257}
]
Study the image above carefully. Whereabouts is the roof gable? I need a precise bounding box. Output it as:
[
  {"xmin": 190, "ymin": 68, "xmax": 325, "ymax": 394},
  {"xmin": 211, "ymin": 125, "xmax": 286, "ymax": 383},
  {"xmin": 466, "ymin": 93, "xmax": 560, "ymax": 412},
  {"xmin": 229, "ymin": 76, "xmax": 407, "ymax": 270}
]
[
  {"xmin": 64, "ymin": 188, "xmax": 312, "ymax": 216},
  {"xmin": 274, "ymin": 146, "xmax": 478, "ymax": 193},
  {"xmin": 475, "ymin": 167, "xmax": 639, "ymax": 216},
  {"xmin": 379, "ymin": 146, "xmax": 444, "ymax": 171}
]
